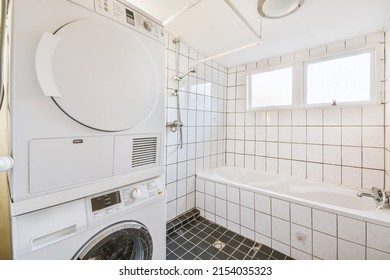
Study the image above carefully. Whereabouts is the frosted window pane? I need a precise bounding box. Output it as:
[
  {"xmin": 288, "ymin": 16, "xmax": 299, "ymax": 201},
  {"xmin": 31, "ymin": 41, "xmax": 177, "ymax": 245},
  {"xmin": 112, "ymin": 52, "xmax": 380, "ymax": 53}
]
[
  {"xmin": 250, "ymin": 67, "xmax": 292, "ymax": 108},
  {"xmin": 306, "ymin": 53, "xmax": 371, "ymax": 105}
]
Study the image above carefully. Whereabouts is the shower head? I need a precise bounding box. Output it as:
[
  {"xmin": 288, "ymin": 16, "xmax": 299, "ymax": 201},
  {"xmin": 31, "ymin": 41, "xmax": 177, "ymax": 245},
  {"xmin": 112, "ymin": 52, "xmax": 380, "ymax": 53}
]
[{"xmin": 174, "ymin": 67, "xmax": 196, "ymax": 81}]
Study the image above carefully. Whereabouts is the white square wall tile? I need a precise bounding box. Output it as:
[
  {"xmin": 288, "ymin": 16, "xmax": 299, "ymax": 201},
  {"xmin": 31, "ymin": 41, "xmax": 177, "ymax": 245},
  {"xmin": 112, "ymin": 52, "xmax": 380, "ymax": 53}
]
[
  {"xmin": 313, "ymin": 231, "xmax": 337, "ymax": 260},
  {"xmin": 323, "ymin": 145, "xmax": 341, "ymax": 165},
  {"xmin": 342, "ymin": 127, "xmax": 361, "ymax": 146},
  {"xmin": 362, "ymin": 126, "xmax": 385, "ymax": 148},
  {"xmin": 341, "ymin": 167, "xmax": 362, "ymax": 188},
  {"xmin": 204, "ymin": 180, "xmax": 215, "ymax": 196},
  {"xmin": 362, "ymin": 106, "xmax": 384, "ymax": 126},
  {"xmin": 291, "ymin": 248, "xmax": 313, "ymax": 260},
  {"xmin": 323, "ymin": 127, "xmax": 341, "ymax": 145},
  {"xmin": 227, "ymin": 186, "xmax": 240, "ymax": 204},
  {"xmin": 215, "ymin": 183, "xmax": 227, "ymax": 199},
  {"xmin": 338, "ymin": 216, "xmax": 366, "ymax": 245},
  {"xmin": 323, "ymin": 164, "xmax": 341, "ymax": 185},
  {"xmin": 324, "ymin": 108, "xmax": 341, "ymax": 125},
  {"xmin": 362, "ymin": 169, "xmax": 384, "ymax": 190},
  {"xmin": 240, "ymin": 226, "xmax": 255, "ymax": 240},
  {"xmin": 279, "ymin": 110, "xmax": 292, "ymax": 126},
  {"xmin": 240, "ymin": 189, "xmax": 254, "ymax": 209},
  {"xmin": 366, "ymin": 248, "xmax": 390, "ymax": 260},
  {"xmin": 307, "ymin": 109, "xmax": 322, "ymax": 126},
  {"xmin": 291, "ymin": 204, "xmax": 312, "ymax": 227},
  {"xmin": 240, "ymin": 206, "xmax": 255, "ymax": 230},
  {"xmin": 205, "ymin": 194, "xmax": 216, "ymax": 214},
  {"xmin": 196, "ymin": 178, "xmax": 205, "ymax": 192},
  {"xmin": 196, "ymin": 191, "xmax": 205, "ymax": 209},
  {"xmin": 342, "ymin": 147, "xmax": 362, "ymax": 167},
  {"xmin": 312, "ymin": 209, "xmax": 337, "ymax": 236},
  {"xmin": 363, "ymin": 148, "xmax": 384, "ymax": 169},
  {"xmin": 291, "ymin": 224, "xmax": 312, "ymax": 254},
  {"xmin": 307, "ymin": 163, "xmax": 323, "ymax": 182},
  {"xmin": 255, "ymin": 211, "xmax": 271, "ymax": 237},
  {"xmin": 255, "ymin": 193, "xmax": 271, "ymax": 214},
  {"xmin": 272, "ymin": 217, "xmax": 291, "ymax": 245},
  {"xmin": 342, "ymin": 108, "xmax": 361, "ymax": 126},
  {"xmin": 271, "ymin": 198, "xmax": 290, "ymax": 221},
  {"xmin": 271, "ymin": 240, "xmax": 291, "ymax": 256},
  {"xmin": 255, "ymin": 233, "xmax": 272, "ymax": 247},
  {"xmin": 216, "ymin": 198, "xmax": 227, "ymax": 218},
  {"xmin": 338, "ymin": 239, "xmax": 365, "ymax": 260},
  {"xmin": 307, "ymin": 127, "xmax": 322, "ymax": 144},
  {"xmin": 367, "ymin": 223, "xmax": 390, "ymax": 253},
  {"xmin": 227, "ymin": 202, "xmax": 240, "ymax": 224},
  {"xmin": 292, "ymin": 110, "xmax": 306, "ymax": 126}
]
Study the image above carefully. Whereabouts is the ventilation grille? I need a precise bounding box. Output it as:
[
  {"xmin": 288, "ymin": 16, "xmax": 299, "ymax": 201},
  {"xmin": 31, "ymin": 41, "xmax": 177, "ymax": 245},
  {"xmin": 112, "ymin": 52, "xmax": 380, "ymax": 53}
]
[{"xmin": 132, "ymin": 137, "xmax": 158, "ymax": 168}]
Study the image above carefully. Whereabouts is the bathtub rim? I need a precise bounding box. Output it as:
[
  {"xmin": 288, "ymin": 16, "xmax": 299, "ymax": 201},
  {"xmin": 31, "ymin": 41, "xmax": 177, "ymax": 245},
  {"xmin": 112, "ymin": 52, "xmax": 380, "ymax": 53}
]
[{"xmin": 196, "ymin": 167, "xmax": 390, "ymax": 228}]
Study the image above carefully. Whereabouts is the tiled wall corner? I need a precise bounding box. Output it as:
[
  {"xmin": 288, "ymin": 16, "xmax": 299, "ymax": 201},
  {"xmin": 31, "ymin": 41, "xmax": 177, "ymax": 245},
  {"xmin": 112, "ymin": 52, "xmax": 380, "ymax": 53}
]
[{"xmin": 165, "ymin": 34, "xmax": 227, "ymax": 221}]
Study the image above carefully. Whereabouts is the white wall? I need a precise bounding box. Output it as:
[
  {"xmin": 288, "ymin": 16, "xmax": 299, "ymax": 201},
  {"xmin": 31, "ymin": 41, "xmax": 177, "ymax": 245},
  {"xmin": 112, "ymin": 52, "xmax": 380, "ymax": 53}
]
[
  {"xmin": 164, "ymin": 34, "xmax": 227, "ymax": 221},
  {"xmin": 385, "ymin": 24, "xmax": 390, "ymax": 189},
  {"xmin": 226, "ymin": 32, "xmax": 386, "ymax": 190}
]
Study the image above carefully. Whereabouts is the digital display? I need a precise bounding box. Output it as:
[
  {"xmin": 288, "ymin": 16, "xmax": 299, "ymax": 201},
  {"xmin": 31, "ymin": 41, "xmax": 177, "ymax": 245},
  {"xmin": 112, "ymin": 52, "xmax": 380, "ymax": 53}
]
[
  {"xmin": 126, "ymin": 9, "xmax": 135, "ymax": 26},
  {"xmin": 91, "ymin": 191, "xmax": 121, "ymax": 212}
]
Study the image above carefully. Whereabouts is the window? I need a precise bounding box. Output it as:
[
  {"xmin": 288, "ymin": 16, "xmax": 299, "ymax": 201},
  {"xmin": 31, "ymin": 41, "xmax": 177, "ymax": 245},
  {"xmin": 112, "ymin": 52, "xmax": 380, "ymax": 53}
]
[
  {"xmin": 248, "ymin": 66, "xmax": 293, "ymax": 109},
  {"xmin": 247, "ymin": 47, "xmax": 378, "ymax": 110},
  {"xmin": 305, "ymin": 50, "xmax": 374, "ymax": 106}
]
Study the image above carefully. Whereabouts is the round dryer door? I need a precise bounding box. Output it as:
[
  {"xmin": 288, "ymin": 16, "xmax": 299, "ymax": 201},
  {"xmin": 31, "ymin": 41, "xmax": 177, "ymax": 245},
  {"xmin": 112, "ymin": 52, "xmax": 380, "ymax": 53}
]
[
  {"xmin": 36, "ymin": 18, "xmax": 159, "ymax": 132},
  {"xmin": 73, "ymin": 221, "xmax": 153, "ymax": 260}
]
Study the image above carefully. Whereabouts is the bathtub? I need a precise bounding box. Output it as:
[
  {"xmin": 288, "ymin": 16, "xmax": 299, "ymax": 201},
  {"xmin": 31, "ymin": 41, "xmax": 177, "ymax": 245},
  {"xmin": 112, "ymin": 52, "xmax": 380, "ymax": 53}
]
[{"xmin": 196, "ymin": 166, "xmax": 390, "ymax": 260}]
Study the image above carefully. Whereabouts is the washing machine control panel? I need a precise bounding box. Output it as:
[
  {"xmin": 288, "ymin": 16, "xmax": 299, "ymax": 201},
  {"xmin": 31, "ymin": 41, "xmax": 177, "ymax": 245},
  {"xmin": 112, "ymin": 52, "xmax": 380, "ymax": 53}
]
[{"xmin": 87, "ymin": 176, "xmax": 165, "ymax": 221}]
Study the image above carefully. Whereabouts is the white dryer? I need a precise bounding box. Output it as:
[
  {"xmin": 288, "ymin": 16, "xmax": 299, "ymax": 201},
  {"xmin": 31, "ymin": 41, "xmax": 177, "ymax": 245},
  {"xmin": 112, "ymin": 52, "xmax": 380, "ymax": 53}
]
[
  {"xmin": 12, "ymin": 176, "xmax": 166, "ymax": 260},
  {"xmin": 5, "ymin": 0, "xmax": 166, "ymax": 215}
]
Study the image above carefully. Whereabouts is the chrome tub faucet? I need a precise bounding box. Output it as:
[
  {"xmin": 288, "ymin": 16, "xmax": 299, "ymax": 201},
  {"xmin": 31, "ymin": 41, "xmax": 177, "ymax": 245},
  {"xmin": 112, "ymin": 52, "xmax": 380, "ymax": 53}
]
[{"xmin": 357, "ymin": 187, "xmax": 390, "ymax": 209}]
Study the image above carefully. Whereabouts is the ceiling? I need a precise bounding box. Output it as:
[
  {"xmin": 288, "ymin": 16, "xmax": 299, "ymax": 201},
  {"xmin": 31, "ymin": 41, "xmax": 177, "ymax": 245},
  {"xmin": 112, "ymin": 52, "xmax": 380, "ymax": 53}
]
[{"xmin": 126, "ymin": 0, "xmax": 390, "ymax": 68}]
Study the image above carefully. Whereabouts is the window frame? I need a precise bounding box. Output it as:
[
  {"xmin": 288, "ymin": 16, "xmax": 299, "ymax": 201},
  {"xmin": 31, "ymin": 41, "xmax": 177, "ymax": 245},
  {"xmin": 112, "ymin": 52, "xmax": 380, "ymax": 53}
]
[
  {"xmin": 246, "ymin": 44, "xmax": 381, "ymax": 111},
  {"xmin": 247, "ymin": 63, "xmax": 297, "ymax": 111},
  {"xmin": 303, "ymin": 46, "xmax": 379, "ymax": 107}
]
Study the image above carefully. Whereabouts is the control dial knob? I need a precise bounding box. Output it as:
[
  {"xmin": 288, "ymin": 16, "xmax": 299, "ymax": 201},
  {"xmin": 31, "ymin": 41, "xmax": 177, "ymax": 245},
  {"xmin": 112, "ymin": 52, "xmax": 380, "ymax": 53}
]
[
  {"xmin": 131, "ymin": 188, "xmax": 142, "ymax": 199},
  {"xmin": 143, "ymin": 20, "xmax": 153, "ymax": 32}
]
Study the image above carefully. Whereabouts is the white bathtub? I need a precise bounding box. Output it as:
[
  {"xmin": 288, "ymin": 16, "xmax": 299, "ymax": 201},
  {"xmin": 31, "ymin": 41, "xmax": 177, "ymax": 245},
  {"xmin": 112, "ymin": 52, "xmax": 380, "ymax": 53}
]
[
  {"xmin": 199, "ymin": 166, "xmax": 389, "ymax": 224},
  {"xmin": 196, "ymin": 166, "xmax": 390, "ymax": 259}
]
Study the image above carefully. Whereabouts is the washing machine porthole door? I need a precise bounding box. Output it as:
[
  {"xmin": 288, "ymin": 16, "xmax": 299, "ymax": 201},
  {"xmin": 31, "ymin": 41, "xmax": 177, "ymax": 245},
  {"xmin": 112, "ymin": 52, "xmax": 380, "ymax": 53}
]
[{"xmin": 73, "ymin": 221, "xmax": 153, "ymax": 260}]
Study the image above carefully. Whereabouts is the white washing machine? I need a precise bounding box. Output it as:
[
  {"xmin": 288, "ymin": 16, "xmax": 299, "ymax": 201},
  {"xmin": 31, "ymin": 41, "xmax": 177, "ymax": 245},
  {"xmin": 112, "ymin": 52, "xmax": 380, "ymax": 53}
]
[
  {"xmin": 6, "ymin": 0, "xmax": 166, "ymax": 215},
  {"xmin": 11, "ymin": 176, "xmax": 166, "ymax": 260}
]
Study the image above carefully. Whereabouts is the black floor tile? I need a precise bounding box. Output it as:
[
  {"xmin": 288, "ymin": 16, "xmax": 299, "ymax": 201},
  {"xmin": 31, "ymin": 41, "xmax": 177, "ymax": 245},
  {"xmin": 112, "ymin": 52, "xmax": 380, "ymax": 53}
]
[
  {"xmin": 189, "ymin": 235, "xmax": 202, "ymax": 245},
  {"xmin": 221, "ymin": 245, "xmax": 236, "ymax": 255},
  {"xmin": 173, "ymin": 246, "xmax": 187, "ymax": 257},
  {"xmin": 232, "ymin": 250, "xmax": 246, "ymax": 260},
  {"xmin": 166, "ymin": 210, "xmax": 292, "ymax": 261},
  {"xmin": 189, "ymin": 246, "xmax": 204, "ymax": 257},
  {"xmin": 253, "ymin": 251, "xmax": 270, "ymax": 260},
  {"xmin": 182, "ymin": 252, "xmax": 196, "ymax": 260},
  {"xmin": 166, "ymin": 252, "xmax": 179, "ymax": 260},
  {"xmin": 271, "ymin": 250, "xmax": 286, "ymax": 260},
  {"xmin": 259, "ymin": 245, "xmax": 273, "ymax": 255}
]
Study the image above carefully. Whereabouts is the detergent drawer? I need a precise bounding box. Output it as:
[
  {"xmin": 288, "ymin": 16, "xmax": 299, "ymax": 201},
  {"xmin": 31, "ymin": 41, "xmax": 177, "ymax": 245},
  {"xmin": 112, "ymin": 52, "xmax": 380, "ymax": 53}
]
[{"xmin": 29, "ymin": 136, "xmax": 114, "ymax": 194}]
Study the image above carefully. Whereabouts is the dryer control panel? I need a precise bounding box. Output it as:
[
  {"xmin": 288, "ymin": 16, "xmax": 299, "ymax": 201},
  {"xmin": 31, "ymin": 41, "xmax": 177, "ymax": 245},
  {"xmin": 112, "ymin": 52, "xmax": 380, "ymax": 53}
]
[
  {"xmin": 86, "ymin": 176, "xmax": 166, "ymax": 222},
  {"xmin": 94, "ymin": 0, "xmax": 165, "ymax": 43}
]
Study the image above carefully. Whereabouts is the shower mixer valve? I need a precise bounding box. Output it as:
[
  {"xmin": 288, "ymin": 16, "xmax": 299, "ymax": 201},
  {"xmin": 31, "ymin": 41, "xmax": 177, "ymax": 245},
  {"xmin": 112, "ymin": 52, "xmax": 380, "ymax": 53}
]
[{"xmin": 166, "ymin": 120, "xmax": 183, "ymax": 132}]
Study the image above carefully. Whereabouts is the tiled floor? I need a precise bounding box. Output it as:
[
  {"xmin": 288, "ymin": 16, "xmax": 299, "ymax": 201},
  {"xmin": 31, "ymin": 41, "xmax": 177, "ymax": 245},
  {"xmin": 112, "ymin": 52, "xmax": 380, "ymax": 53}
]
[{"xmin": 166, "ymin": 209, "xmax": 293, "ymax": 260}]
